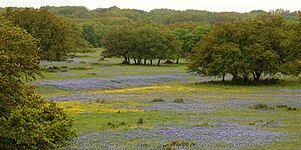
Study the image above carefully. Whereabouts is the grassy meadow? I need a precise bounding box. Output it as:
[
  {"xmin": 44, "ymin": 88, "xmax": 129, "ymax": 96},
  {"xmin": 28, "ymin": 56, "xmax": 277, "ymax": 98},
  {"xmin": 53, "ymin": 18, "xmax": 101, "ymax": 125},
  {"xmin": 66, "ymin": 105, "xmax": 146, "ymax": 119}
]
[{"xmin": 34, "ymin": 49, "xmax": 301, "ymax": 149}]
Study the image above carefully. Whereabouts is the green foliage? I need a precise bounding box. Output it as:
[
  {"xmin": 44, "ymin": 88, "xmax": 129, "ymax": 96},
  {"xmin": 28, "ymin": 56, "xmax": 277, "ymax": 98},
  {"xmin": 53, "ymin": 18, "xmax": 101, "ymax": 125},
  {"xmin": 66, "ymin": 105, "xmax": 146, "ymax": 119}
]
[
  {"xmin": 42, "ymin": 6, "xmax": 91, "ymax": 19},
  {"xmin": 174, "ymin": 25, "xmax": 210, "ymax": 62},
  {"xmin": 107, "ymin": 121, "xmax": 127, "ymax": 128},
  {"xmin": 3, "ymin": 8, "xmax": 90, "ymax": 61},
  {"xmin": 152, "ymin": 98, "xmax": 165, "ymax": 102},
  {"xmin": 82, "ymin": 24, "xmax": 100, "ymax": 47},
  {"xmin": 249, "ymin": 104, "xmax": 274, "ymax": 110},
  {"xmin": 102, "ymin": 20, "xmax": 181, "ymax": 65},
  {"xmin": 0, "ymin": 102, "xmax": 76, "ymax": 149},
  {"xmin": 281, "ymin": 13, "xmax": 301, "ymax": 76},
  {"xmin": 277, "ymin": 104, "xmax": 297, "ymax": 111},
  {"xmin": 0, "ymin": 17, "xmax": 75, "ymax": 149},
  {"xmin": 163, "ymin": 140, "xmax": 196, "ymax": 149},
  {"xmin": 249, "ymin": 120, "xmax": 278, "ymax": 127},
  {"xmin": 173, "ymin": 98, "xmax": 184, "ymax": 103},
  {"xmin": 276, "ymin": 104, "xmax": 288, "ymax": 108},
  {"xmin": 188, "ymin": 15, "xmax": 289, "ymax": 81},
  {"xmin": 137, "ymin": 118, "xmax": 144, "ymax": 124},
  {"xmin": 287, "ymin": 107, "xmax": 297, "ymax": 111}
]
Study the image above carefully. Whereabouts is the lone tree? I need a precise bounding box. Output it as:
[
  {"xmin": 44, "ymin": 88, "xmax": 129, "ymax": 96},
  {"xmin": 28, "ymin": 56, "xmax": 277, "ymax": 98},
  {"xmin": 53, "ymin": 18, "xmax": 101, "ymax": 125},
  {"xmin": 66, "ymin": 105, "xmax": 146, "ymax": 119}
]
[
  {"xmin": 102, "ymin": 20, "xmax": 181, "ymax": 65},
  {"xmin": 188, "ymin": 15, "xmax": 288, "ymax": 82},
  {"xmin": 0, "ymin": 17, "xmax": 75, "ymax": 149}
]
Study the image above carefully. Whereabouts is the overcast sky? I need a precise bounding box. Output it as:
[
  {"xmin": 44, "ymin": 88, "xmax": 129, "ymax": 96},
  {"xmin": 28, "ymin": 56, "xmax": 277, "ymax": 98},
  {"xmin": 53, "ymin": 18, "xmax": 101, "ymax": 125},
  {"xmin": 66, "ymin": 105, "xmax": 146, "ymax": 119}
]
[{"xmin": 0, "ymin": 0, "xmax": 300, "ymax": 12}]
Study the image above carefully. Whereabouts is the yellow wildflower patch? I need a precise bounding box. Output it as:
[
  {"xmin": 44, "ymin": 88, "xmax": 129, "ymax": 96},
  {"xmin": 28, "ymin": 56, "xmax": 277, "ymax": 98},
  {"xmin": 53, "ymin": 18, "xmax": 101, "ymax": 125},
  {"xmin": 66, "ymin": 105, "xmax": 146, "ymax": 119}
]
[
  {"xmin": 89, "ymin": 85, "xmax": 201, "ymax": 94},
  {"xmin": 56, "ymin": 101, "xmax": 144, "ymax": 115}
]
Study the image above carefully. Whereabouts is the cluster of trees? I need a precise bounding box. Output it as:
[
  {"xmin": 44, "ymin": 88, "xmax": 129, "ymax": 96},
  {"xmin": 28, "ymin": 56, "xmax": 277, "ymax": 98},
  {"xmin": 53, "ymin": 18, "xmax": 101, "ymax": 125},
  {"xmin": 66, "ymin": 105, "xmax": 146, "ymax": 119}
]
[
  {"xmin": 101, "ymin": 20, "xmax": 211, "ymax": 65},
  {"xmin": 102, "ymin": 21, "xmax": 181, "ymax": 65},
  {"xmin": 1, "ymin": 6, "xmax": 299, "ymax": 61},
  {"xmin": 0, "ymin": 17, "xmax": 75, "ymax": 149},
  {"xmin": 2, "ymin": 8, "xmax": 91, "ymax": 61},
  {"xmin": 188, "ymin": 15, "xmax": 301, "ymax": 81},
  {"xmin": 11, "ymin": 6, "xmax": 296, "ymax": 50}
]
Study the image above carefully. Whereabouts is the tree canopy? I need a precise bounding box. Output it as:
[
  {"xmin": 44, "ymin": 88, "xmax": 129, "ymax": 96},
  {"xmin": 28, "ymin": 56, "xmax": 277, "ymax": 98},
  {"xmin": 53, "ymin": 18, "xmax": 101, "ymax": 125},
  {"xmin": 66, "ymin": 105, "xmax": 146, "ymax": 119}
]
[
  {"xmin": 102, "ymin": 21, "xmax": 181, "ymax": 65},
  {"xmin": 188, "ymin": 15, "xmax": 290, "ymax": 81},
  {"xmin": 3, "ymin": 8, "xmax": 90, "ymax": 61}
]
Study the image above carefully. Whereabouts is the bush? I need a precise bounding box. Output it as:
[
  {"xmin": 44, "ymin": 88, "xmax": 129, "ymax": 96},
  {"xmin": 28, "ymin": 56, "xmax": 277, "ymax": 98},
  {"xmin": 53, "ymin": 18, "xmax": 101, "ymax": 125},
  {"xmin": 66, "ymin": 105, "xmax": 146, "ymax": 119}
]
[
  {"xmin": 137, "ymin": 118, "xmax": 143, "ymax": 124},
  {"xmin": 173, "ymin": 98, "xmax": 184, "ymax": 103},
  {"xmin": 249, "ymin": 104, "xmax": 274, "ymax": 110},
  {"xmin": 0, "ymin": 100, "xmax": 76, "ymax": 149},
  {"xmin": 164, "ymin": 60, "xmax": 173, "ymax": 64},
  {"xmin": 287, "ymin": 107, "xmax": 297, "ymax": 111},
  {"xmin": 152, "ymin": 98, "xmax": 164, "ymax": 102},
  {"xmin": 163, "ymin": 140, "xmax": 196, "ymax": 149}
]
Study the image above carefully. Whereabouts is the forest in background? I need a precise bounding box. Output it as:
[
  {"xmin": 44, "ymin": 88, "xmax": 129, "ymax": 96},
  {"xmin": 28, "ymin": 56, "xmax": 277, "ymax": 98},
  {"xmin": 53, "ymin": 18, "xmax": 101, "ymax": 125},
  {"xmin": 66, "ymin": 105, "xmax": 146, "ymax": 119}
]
[{"xmin": 0, "ymin": 6, "xmax": 299, "ymax": 49}]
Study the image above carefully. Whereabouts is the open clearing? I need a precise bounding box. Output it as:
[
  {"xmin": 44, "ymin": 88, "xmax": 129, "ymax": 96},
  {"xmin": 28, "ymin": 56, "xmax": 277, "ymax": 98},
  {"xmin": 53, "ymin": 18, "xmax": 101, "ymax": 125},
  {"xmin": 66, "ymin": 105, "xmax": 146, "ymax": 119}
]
[{"xmin": 34, "ymin": 51, "xmax": 301, "ymax": 149}]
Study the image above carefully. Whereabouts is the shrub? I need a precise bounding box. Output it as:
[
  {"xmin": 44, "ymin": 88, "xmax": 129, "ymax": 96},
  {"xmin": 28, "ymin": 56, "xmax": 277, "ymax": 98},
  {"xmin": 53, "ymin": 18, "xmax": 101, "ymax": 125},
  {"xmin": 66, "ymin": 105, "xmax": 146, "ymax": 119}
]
[
  {"xmin": 249, "ymin": 104, "xmax": 274, "ymax": 110},
  {"xmin": 249, "ymin": 120, "xmax": 277, "ymax": 127},
  {"xmin": 137, "ymin": 118, "xmax": 143, "ymax": 124},
  {"xmin": 275, "ymin": 104, "xmax": 296, "ymax": 110},
  {"xmin": 0, "ymin": 101, "xmax": 76, "ymax": 149},
  {"xmin": 88, "ymin": 73, "xmax": 97, "ymax": 76},
  {"xmin": 276, "ymin": 104, "xmax": 288, "ymax": 108},
  {"xmin": 107, "ymin": 121, "xmax": 127, "ymax": 128},
  {"xmin": 60, "ymin": 66, "xmax": 69, "ymax": 69},
  {"xmin": 173, "ymin": 98, "xmax": 184, "ymax": 103},
  {"xmin": 163, "ymin": 140, "xmax": 196, "ymax": 149},
  {"xmin": 152, "ymin": 98, "xmax": 165, "ymax": 102},
  {"xmin": 69, "ymin": 67, "xmax": 93, "ymax": 70},
  {"xmin": 164, "ymin": 60, "xmax": 173, "ymax": 64},
  {"xmin": 287, "ymin": 107, "xmax": 297, "ymax": 111}
]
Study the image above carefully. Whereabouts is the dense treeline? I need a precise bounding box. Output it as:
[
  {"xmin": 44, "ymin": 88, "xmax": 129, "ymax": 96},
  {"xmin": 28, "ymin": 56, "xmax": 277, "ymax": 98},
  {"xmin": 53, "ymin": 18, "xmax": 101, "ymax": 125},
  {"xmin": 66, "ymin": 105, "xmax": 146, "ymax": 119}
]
[
  {"xmin": 39, "ymin": 6, "xmax": 301, "ymax": 49},
  {"xmin": 1, "ymin": 6, "xmax": 298, "ymax": 50}
]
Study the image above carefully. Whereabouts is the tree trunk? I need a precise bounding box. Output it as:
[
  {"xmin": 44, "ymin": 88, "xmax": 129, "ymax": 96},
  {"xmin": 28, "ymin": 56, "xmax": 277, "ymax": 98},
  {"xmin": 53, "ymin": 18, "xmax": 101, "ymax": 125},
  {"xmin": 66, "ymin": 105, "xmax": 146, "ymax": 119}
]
[
  {"xmin": 232, "ymin": 73, "xmax": 238, "ymax": 81},
  {"xmin": 253, "ymin": 71, "xmax": 261, "ymax": 81},
  {"xmin": 157, "ymin": 59, "xmax": 161, "ymax": 65},
  {"xmin": 133, "ymin": 58, "xmax": 137, "ymax": 64},
  {"xmin": 222, "ymin": 73, "xmax": 225, "ymax": 82},
  {"xmin": 128, "ymin": 57, "xmax": 130, "ymax": 64},
  {"xmin": 243, "ymin": 75, "xmax": 248, "ymax": 83},
  {"xmin": 150, "ymin": 60, "xmax": 153, "ymax": 65},
  {"xmin": 255, "ymin": 73, "xmax": 261, "ymax": 81},
  {"xmin": 139, "ymin": 58, "xmax": 142, "ymax": 65},
  {"xmin": 176, "ymin": 58, "xmax": 179, "ymax": 64},
  {"xmin": 123, "ymin": 56, "xmax": 128, "ymax": 64},
  {"xmin": 144, "ymin": 58, "xmax": 146, "ymax": 65}
]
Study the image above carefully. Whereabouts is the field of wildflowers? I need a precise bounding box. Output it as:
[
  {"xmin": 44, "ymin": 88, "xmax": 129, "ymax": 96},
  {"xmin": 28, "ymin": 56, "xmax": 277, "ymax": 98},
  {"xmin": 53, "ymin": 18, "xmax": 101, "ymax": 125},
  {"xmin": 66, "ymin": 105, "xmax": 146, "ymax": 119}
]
[{"xmin": 34, "ymin": 50, "xmax": 301, "ymax": 149}]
